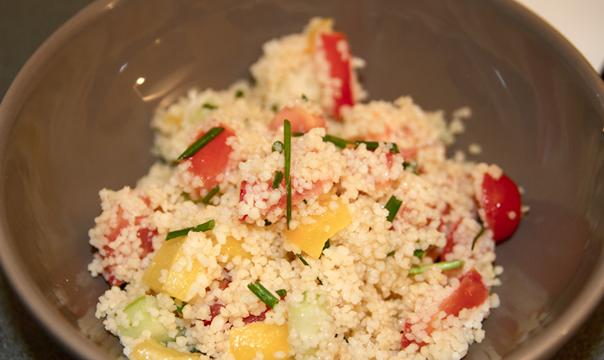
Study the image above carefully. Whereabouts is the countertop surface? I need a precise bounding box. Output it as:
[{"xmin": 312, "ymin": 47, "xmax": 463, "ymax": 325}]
[{"xmin": 0, "ymin": 1, "xmax": 603, "ymax": 359}]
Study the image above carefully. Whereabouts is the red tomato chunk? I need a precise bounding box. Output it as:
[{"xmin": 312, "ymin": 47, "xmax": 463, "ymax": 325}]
[
  {"xmin": 269, "ymin": 106, "xmax": 326, "ymax": 133},
  {"xmin": 320, "ymin": 32, "xmax": 354, "ymax": 118},
  {"xmin": 480, "ymin": 173, "xmax": 522, "ymax": 243},
  {"xmin": 439, "ymin": 269, "xmax": 489, "ymax": 317},
  {"xmin": 188, "ymin": 126, "xmax": 235, "ymax": 190}
]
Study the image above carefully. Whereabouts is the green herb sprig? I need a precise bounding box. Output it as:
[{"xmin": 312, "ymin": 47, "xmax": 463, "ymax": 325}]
[
  {"xmin": 413, "ymin": 249, "xmax": 426, "ymax": 259},
  {"xmin": 354, "ymin": 140, "xmax": 379, "ymax": 151},
  {"xmin": 471, "ymin": 224, "xmax": 486, "ymax": 250},
  {"xmin": 272, "ymin": 171, "xmax": 284, "ymax": 189},
  {"xmin": 176, "ymin": 127, "xmax": 224, "ymax": 161},
  {"xmin": 284, "ymin": 120, "xmax": 292, "ymax": 228},
  {"xmin": 272, "ymin": 140, "xmax": 284, "ymax": 153},
  {"xmin": 201, "ymin": 186, "xmax": 220, "ymax": 205},
  {"xmin": 385, "ymin": 195, "xmax": 403, "ymax": 222},
  {"xmin": 165, "ymin": 220, "xmax": 215, "ymax": 240},
  {"xmin": 322, "ymin": 134, "xmax": 350, "ymax": 149},
  {"xmin": 296, "ymin": 253, "xmax": 309, "ymax": 266},
  {"xmin": 247, "ymin": 282, "xmax": 279, "ymax": 309},
  {"xmin": 409, "ymin": 260, "xmax": 464, "ymax": 276}
]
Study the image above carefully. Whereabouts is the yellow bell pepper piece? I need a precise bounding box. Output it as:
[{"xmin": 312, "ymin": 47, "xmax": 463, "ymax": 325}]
[
  {"xmin": 229, "ymin": 323, "xmax": 289, "ymax": 360},
  {"xmin": 284, "ymin": 197, "xmax": 352, "ymax": 259},
  {"xmin": 306, "ymin": 17, "xmax": 334, "ymax": 53},
  {"xmin": 143, "ymin": 237, "xmax": 203, "ymax": 302},
  {"xmin": 220, "ymin": 236, "xmax": 251, "ymax": 261},
  {"xmin": 130, "ymin": 340, "xmax": 200, "ymax": 360}
]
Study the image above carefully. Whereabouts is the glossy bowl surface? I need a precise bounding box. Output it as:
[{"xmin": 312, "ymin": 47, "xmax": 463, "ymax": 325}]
[{"xmin": 0, "ymin": 0, "xmax": 603, "ymax": 359}]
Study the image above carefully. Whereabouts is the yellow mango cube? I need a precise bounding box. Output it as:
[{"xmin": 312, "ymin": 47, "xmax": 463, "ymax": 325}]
[
  {"xmin": 306, "ymin": 18, "xmax": 334, "ymax": 52},
  {"xmin": 220, "ymin": 236, "xmax": 251, "ymax": 261},
  {"xmin": 284, "ymin": 197, "xmax": 352, "ymax": 259},
  {"xmin": 229, "ymin": 323, "xmax": 289, "ymax": 360},
  {"xmin": 143, "ymin": 237, "xmax": 203, "ymax": 302},
  {"xmin": 130, "ymin": 340, "xmax": 199, "ymax": 360}
]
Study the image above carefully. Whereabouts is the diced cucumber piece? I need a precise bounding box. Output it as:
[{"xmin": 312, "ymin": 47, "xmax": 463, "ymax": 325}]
[
  {"xmin": 287, "ymin": 291, "xmax": 334, "ymax": 352},
  {"xmin": 118, "ymin": 295, "xmax": 169, "ymax": 342}
]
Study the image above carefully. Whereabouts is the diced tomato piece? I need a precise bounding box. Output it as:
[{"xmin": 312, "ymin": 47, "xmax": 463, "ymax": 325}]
[
  {"xmin": 218, "ymin": 276, "xmax": 231, "ymax": 290},
  {"xmin": 439, "ymin": 269, "xmax": 488, "ymax": 317},
  {"xmin": 238, "ymin": 179, "xmax": 326, "ymax": 223},
  {"xmin": 269, "ymin": 106, "xmax": 326, "ymax": 133},
  {"xmin": 100, "ymin": 205, "xmax": 158, "ymax": 285},
  {"xmin": 440, "ymin": 218, "xmax": 462, "ymax": 259},
  {"xmin": 203, "ymin": 303, "xmax": 224, "ymax": 326},
  {"xmin": 137, "ymin": 227, "xmax": 157, "ymax": 258},
  {"xmin": 106, "ymin": 207, "xmax": 129, "ymax": 243},
  {"xmin": 188, "ymin": 126, "xmax": 235, "ymax": 190},
  {"xmin": 400, "ymin": 322, "xmax": 427, "ymax": 349},
  {"xmin": 320, "ymin": 32, "xmax": 354, "ymax": 118},
  {"xmin": 480, "ymin": 173, "xmax": 521, "ymax": 243},
  {"xmin": 242, "ymin": 308, "xmax": 269, "ymax": 324}
]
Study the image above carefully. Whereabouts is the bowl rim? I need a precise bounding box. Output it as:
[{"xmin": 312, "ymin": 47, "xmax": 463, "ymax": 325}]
[{"xmin": 0, "ymin": 0, "xmax": 603, "ymax": 359}]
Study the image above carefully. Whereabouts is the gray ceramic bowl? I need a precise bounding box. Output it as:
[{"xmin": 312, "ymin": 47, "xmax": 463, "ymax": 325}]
[{"xmin": 1, "ymin": 0, "xmax": 603, "ymax": 359}]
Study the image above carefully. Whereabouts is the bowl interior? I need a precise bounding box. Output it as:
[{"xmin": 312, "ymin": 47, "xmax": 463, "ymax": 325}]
[{"xmin": 1, "ymin": 0, "xmax": 603, "ymax": 359}]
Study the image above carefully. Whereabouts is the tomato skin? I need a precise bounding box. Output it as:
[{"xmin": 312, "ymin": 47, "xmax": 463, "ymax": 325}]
[
  {"xmin": 480, "ymin": 173, "xmax": 522, "ymax": 243},
  {"xmin": 188, "ymin": 126, "xmax": 235, "ymax": 190},
  {"xmin": 439, "ymin": 269, "xmax": 488, "ymax": 317},
  {"xmin": 440, "ymin": 218, "xmax": 462, "ymax": 259},
  {"xmin": 319, "ymin": 32, "xmax": 354, "ymax": 118},
  {"xmin": 137, "ymin": 227, "xmax": 157, "ymax": 258},
  {"xmin": 269, "ymin": 106, "xmax": 326, "ymax": 133},
  {"xmin": 401, "ymin": 269, "xmax": 488, "ymax": 349},
  {"xmin": 203, "ymin": 303, "xmax": 225, "ymax": 326},
  {"xmin": 400, "ymin": 322, "xmax": 427, "ymax": 349},
  {"xmin": 242, "ymin": 308, "xmax": 269, "ymax": 324}
]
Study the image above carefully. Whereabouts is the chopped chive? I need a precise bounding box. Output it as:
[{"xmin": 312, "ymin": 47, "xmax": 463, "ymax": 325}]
[
  {"xmin": 284, "ymin": 120, "xmax": 292, "ymax": 229},
  {"xmin": 165, "ymin": 219, "xmax": 215, "ymax": 240},
  {"xmin": 471, "ymin": 224, "xmax": 486, "ymax": 250},
  {"xmin": 413, "ymin": 249, "xmax": 426, "ymax": 259},
  {"xmin": 296, "ymin": 253, "xmax": 309, "ymax": 266},
  {"xmin": 176, "ymin": 127, "xmax": 224, "ymax": 161},
  {"xmin": 390, "ymin": 143, "xmax": 400, "ymax": 154},
  {"xmin": 322, "ymin": 134, "xmax": 350, "ymax": 149},
  {"xmin": 316, "ymin": 277, "xmax": 323, "ymax": 285},
  {"xmin": 175, "ymin": 303, "xmax": 185, "ymax": 315},
  {"xmin": 247, "ymin": 282, "xmax": 279, "ymax": 309},
  {"xmin": 386, "ymin": 250, "xmax": 395, "ymax": 257},
  {"xmin": 385, "ymin": 195, "xmax": 403, "ymax": 222},
  {"xmin": 276, "ymin": 289, "xmax": 287, "ymax": 298},
  {"xmin": 272, "ymin": 140, "xmax": 284, "ymax": 153},
  {"xmin": 403, "ymin": 161, "xmax": 419, "ymax": 175},
  {"xmin": 301, "ymin": 94, "xmax": 308, "ymax": 101},
  {"xmin": 355, "ymin": 140, "xmax": 379, "ymax": 151},
  {"xmin": 322, "ymin": 240, "xmax": 331, "ymax": 251},
  {"xmin": 272, "ymin": 171, "xmax": 284, "ymax": 189},
  {"xmin": 293, "ymin": 132, "xmax": 305, "ymax": 137},
  {"xmin": 235, "ymin": 89, "xmax": 244, "ymax": 98},
  {"xmin": 181, "ymin": 192, "xmax": 193, "ymax": 201},
  {"xmin": 202, "ymin": 102, "xmax": 218, "ymax": 110},
  {"xmin": 409, "ymin": 260, "xmax": 464, "ymax": 276},
  {"xmin": 201, "ymin": 186, "xmax": 220, "ymax": 205}
]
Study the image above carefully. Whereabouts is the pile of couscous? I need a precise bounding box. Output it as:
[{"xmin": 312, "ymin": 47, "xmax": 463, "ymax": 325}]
[{"xmin": 88, "ymin": 18, "xmax": 523, "ymax": 360}]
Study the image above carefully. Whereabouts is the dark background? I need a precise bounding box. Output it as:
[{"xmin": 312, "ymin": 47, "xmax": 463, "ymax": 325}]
[{"xmin": 0, "ymin": 1, "xmax": 602, "ymax": 359}]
